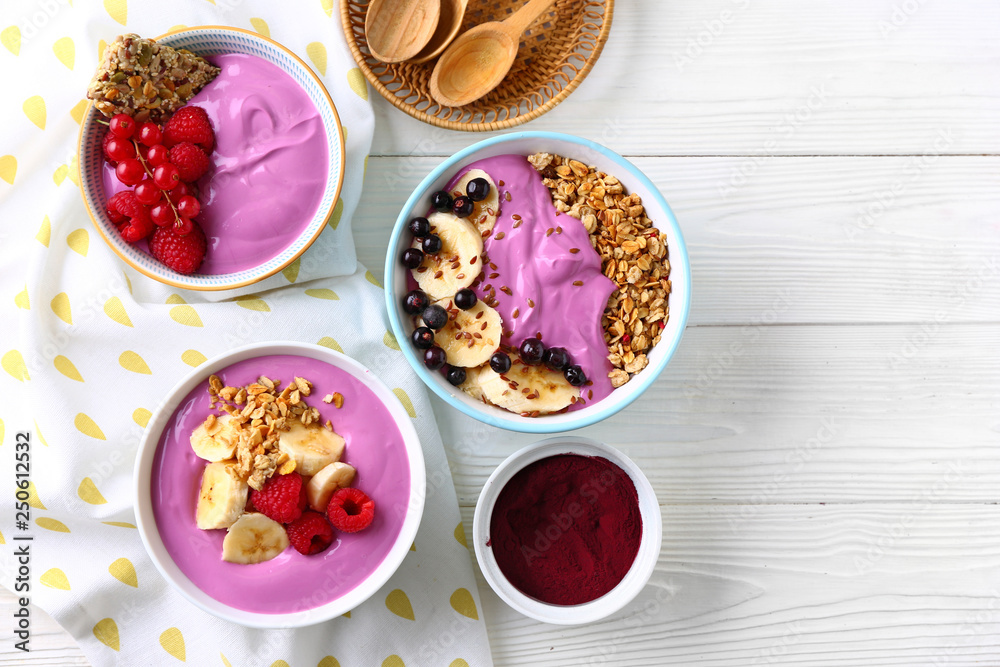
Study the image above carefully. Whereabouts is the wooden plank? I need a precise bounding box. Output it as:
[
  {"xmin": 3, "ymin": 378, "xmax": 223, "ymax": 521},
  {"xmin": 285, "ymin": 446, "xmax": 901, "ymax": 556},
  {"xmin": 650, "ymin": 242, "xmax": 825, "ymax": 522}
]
[
  {"xmin": 439, "ymin": 323, "xmax": 1000, "ymax": 506},
  {"xmin": 356, "ymin": 156, "xmax": 1000, "ymax": 325},
  {"xmin": 461, "ymin": 504, "xmax": 1000, "ymax": 667},
  {"xmin": 0, "ymin": 600, "xmax": 88, "ymax": 665},
  {"xmin": 369, "ymin": 0, "xmax": 1000, "ymax": 157}
]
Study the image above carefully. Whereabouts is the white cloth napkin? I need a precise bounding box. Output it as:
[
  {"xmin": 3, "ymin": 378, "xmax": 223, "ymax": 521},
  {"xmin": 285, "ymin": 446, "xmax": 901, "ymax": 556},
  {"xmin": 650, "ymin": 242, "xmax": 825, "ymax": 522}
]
[{"xmin": 0, "ymin": 2, "xmax": 493, "ymax": 665}]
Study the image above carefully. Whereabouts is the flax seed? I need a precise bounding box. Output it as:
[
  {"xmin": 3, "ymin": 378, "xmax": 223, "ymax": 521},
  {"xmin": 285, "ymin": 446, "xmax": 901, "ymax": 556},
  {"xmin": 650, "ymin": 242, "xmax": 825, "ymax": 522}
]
[
  {"xmin": 494, "ymin": 232, "xmax": 505, "ymax": 240},
  {"xmin": 512, "ymin": 308, "xmax": 520, "ymax": 319},
  {"xmin": 569, "ymin": 248, "xmax": 580, "ymax": 254},
  {"xmin": 573, "ymin": 280, "xmax": 583, "ymax": 286}
]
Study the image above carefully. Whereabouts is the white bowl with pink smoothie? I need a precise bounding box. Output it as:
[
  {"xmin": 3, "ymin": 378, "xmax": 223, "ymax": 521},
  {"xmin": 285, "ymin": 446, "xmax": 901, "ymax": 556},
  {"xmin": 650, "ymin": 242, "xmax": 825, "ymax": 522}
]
[
  {"xmin": 78, "ymin": 27, "xmax": 345, "ymax": 291},
  {"xmin": 384, "ymin": 132, "xmax": 691, "ymax": 433},
  {"xmin": 134, "ymin": 342, "xmax": 425, "ymax": 627}
]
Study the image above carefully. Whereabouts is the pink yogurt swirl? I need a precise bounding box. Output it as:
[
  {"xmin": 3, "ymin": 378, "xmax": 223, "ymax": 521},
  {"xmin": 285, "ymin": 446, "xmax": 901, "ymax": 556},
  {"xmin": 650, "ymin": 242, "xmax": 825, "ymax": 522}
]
[
  {"xmin": 102, "ymin": 53, "xmax": 328, "ymax": 275},
  {"xmin": 452, "ymin": 155, "xmax": 617, "ymax": 407}
]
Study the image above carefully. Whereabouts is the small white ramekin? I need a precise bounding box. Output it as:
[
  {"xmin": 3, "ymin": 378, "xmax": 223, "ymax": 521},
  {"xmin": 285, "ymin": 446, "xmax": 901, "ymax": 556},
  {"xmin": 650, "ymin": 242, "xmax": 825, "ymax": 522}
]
[{"xmin": 472, "ymin": 437, "xmax": 661, "ymax": 625}]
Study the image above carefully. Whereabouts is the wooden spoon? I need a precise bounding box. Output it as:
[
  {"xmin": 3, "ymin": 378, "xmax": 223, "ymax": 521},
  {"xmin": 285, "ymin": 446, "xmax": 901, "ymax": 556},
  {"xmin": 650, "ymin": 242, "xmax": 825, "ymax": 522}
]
[
  {"xmin": 409, "ymin": 0, "xmax": 469, "ymax": 64},
  {"xmin": 365, "ymin": 0, "xmax": 441, "ymax": 64},
  {"xmin": 429, "ymin": 0, "xmax": 557, "ymax": 107}
]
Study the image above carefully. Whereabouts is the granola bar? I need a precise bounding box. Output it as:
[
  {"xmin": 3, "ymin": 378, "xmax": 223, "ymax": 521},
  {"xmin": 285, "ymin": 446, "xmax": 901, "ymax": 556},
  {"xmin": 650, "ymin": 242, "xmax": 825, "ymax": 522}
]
[
  {"xmin": 87, "ymin": 33, "xmax": 220, "ymax": 123},
  {"xmin": 529, "ymin": 152, "xmax": 672, "ymax": 389}
]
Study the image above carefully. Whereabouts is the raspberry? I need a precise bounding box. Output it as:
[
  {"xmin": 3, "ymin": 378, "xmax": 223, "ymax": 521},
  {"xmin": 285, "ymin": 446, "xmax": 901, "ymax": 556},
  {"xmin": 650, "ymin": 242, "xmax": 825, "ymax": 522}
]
[
  {"xmin": 249, "ymin": 472, "xmax": 307, "ymax": 524},
  {"xmin": 105, "ymin": 191, "xmax": 127, "ymax": 225},
  {"xmin": 326, "ymin": 487, "xmax": 375, "ymax": 533},
  {"xmin": 107, "ymin": 191, "xmax": 153, "ymax": 243},
  {"xmin": 162, "ymin": 106, "xmax": 214, "ymax": 151},
  {"xmin": 149, "ymin": 220, "xmax": 207, "ymax": 275},
  {"xmin": 286, "ymin": 511, "xmax": 335, "ymax": 555},
  {"xmin": 168, "ymin": 142, "xmax": 211, "ymax": 182}
]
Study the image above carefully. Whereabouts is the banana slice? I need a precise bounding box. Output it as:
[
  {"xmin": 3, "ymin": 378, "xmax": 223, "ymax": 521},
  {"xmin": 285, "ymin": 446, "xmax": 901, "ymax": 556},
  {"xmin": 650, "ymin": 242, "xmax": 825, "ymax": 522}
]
[
  {"xmin": 412, "ymin": 212, "xmax": 483, "ymax": 300},
  {"xmin": 477, "ymin": 362, "xmax": 580, "ymax": 415},
  {"xmin": 450, "ymin": 169, "xmax": 499, "ymax": 235},
  {"xmin": 427, "ymin": 298, "xmax": 503, "ymax": 367},
  {"xmin": 460, "ymin": 365, "xmax": 486, "ymax": 402},
  {"xmin": 278, "ymin": 421, "xmax": 346, "ymax": 477},
  {"xmin": 222, "ymin": 513, "xmax": 289, "ymax": 564},
  {"xmin": 190, "ymin": 414, "xmax": 238, "ymax": 462},
  {"xmin": 195, "ymin": 461, "xmax": 248, "ymax": 530},
  {"xmin": 306, "ymin": 461, "xmax": 357, "ymax": 511}
]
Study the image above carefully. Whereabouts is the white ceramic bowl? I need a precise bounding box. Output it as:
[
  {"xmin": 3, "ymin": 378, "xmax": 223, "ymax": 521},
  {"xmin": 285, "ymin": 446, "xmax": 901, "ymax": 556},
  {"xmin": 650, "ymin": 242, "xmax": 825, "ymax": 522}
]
[
  {"xmin": 134, "ymin": 342, "xmax": 425, "ymax": 627},
  {"xmin": 78, "ymin": 26, "xmax": 345, "ymax": 291},
  {"xmin": 384, "ymin": 132, "xmax": 690, "ymax": 433},
  {"xmin": 473, "ymin": 437, "xmax": 661, "ymax": 625}
]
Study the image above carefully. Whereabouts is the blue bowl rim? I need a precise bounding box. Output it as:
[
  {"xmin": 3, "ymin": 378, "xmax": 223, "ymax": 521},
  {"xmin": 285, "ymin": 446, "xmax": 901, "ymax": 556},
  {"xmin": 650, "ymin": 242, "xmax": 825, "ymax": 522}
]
[{"xmin": 384, "ymin": 131, "xmax": 691, "ymax": 434}]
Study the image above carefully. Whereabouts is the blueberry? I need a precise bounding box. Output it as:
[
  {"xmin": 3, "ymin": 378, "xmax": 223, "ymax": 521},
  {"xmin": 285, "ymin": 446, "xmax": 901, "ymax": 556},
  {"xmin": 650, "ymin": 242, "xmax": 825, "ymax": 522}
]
[
  {"xmin": 446, "ymin": 365, "xmax": 467, "ymax": 386},
  {"xmin": 564, "ymin": 364, "xmax": 587, "ymax": 387},
  {"xmin": 422, "ymin": 304, "xmax": 448, "ymax": 330},
  {"xmin": 543, "ymin": 347, "xmax": 571, "ymax": 372},
  {"xmin": 422, "ymin": 234, "xmax": 443, "ymax": 254},
  {"xmin": 408, "ymin": 216, "xmax": 431, "ymax": 237},
  {"xmin": 518, "ymin": 338, "xmax": 545, "ymax": 365},
  {"xmin": 431, "ymin": 190, "xmax": 453, "ymax": 213},
  {"xmin": 490, "ymin": 351, "xmax": 512, "ymax": 373},
  {"xmin": 454, "ymin": 288, "xmax": 478, "ymax": 310},
  {"xmin": 452, "ymin": 195, "xmax": 474, "ymax": 218},
  {"xmin": 423, "ymin": 346, "xmax": 447, "ymax": 371},
  {"xmin": 401, "ymin": 248, "xmax": 424, "ymax": 269},
  {"xmin": 402, "ymin": 289, "xmax": 429, "ymax": 315},
  {"xmin": 411, "ymin": 326, "xmax": 435, "ymax": 350},
  {"xmin": 466, "ymin": 177, "xmax": 491, "ymax": 202}
]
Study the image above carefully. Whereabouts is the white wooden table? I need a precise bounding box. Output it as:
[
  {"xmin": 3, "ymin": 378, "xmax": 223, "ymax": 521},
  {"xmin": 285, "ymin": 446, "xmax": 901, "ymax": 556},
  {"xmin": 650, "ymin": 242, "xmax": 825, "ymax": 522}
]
[{"xmin": 5, "ymin": 1, "xmax": 1000, "ymax": 664}]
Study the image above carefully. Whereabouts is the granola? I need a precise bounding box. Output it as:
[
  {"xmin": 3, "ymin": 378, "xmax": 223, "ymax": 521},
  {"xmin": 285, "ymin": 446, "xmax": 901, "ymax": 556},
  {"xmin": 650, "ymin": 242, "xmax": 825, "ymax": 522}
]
[
  {"xmin": 529, "ymin": 153, "xmax": 671, "ymax": 388},
  {"xmin": 87, "ymin": 33, "xmax": 220, "ymax": 123},
  {"xmin": 205, "ymin": 374, "xmax": 331, "ymax": 490}
]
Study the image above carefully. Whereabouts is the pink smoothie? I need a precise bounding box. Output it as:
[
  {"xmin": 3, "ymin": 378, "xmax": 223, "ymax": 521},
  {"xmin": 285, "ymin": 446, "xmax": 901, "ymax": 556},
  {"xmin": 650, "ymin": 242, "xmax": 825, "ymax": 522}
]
[
  {"xmin": 454, "ymin": 155, "xmax": 617, "ymax": 407},
  {"xmin": 102, "ymin": 53, "xmax": 328, "ymax": 275},
  {"xmin": 151, "ymin": 354, "xmax": 411, "ymax": 614}
]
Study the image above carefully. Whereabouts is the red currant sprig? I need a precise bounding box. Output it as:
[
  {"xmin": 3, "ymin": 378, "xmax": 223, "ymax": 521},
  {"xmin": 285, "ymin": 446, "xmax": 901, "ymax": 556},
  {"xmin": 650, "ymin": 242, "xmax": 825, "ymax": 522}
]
[{"xmin": 107, "ymin": 113, "xmax": 194, "ymax": 235}]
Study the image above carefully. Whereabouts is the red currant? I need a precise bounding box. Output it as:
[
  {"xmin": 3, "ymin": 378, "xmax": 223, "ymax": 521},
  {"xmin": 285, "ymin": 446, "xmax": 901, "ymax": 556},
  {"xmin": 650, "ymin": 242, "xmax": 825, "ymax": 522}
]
[
  {"xmin": 153, "ymin": 163, "xmax": 181, "ymax": 191},
  {"xmin": 150, "ymin": 203, "xmax": 175, "ymax": 226},
  {"xmin": 138, "ymin": 122, "xmax": 162, "ymax": 147},
  {"xmin": 105, "ymin": 137, "xmax": 136, "ymax": 162},
  {"xmin": 146, "ymin": 144, "xmax": 169, "ymax": 167},
  {"xmin": 174, "ymin": 182, "xmax": 194, "ymax": 199},
  {"xmin": 109, "ymin": 113, "xmax": 135, "ymax": 139},
  {"xmin": 173, "ymin": 216, "xmax": 194, "ymax": 236},
  {"xmin": 176, "ymin": 195, "xmax": 200, "ymax": 218},
  {"xmin": 134, "ymin": 179, "xmax": 162, "ymax": 206},
  {"xmin": 115, "ymin": 159, "xmax": 145, "ymax": 186}
]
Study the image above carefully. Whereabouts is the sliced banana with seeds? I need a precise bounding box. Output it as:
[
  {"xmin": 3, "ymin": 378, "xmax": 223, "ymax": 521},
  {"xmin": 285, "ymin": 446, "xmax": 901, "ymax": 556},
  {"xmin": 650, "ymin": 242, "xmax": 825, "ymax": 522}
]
[
  {"xmin": 477, "ymin": 362, "xmax": 580, "ymax": 415},
  {"xmin": 428, "ymin": 298, "xmax": 503, "ymax": 368},
  {"xmin": 222, "ymin": 513, "xmax": 289, "ymax": 564},
  {"xmin": 459, "ymin": 365, "xmax": 486, "ymax": 401},
  {"xmin": 306, "ymin": 461, "xmax": 357, "ymax": 511},
  {"xmin": 277, "ymin": 421, "xmax": 346, "ymax": 477},
  {"xmin": 190, "ymin": 414, "xmax": 239, "ymax": 462},
  {"xmin": 411, "ymin": 212, "xmax": 483, "ymax": 300},
  {"xmin": 450, "ymin": 169, "xmax": 499, "ymax": 235},
  {"xmin": 195, "ymin": 461, "xmax": 248, "ymax": 530}
]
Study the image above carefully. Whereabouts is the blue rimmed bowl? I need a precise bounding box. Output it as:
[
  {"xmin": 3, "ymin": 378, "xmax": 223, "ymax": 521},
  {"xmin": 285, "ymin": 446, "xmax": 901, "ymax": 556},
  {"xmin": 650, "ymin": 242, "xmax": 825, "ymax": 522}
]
[
  {"xmin": 384, "ymin": 132, "xmax": 691, "ymax": 433},
  {"xmin": 78, "ymin": 26, "xmax": 345, "ymax": 291}
]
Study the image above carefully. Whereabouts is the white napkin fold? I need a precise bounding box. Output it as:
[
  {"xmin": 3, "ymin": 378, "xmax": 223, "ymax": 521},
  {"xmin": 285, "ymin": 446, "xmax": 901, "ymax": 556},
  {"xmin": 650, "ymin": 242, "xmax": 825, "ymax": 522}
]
[{"xmin": 0, "ymin": 1, "xmax": 493, "ymax": 665}]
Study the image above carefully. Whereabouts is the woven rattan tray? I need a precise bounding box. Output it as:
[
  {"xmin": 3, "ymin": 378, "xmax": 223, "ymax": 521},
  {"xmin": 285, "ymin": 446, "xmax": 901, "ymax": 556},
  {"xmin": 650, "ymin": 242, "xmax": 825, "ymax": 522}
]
[{"xmin": 341, "ymin": 0, "xmax": 614, "ymax": 131}]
